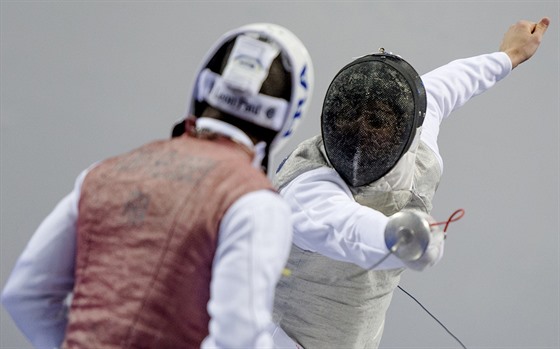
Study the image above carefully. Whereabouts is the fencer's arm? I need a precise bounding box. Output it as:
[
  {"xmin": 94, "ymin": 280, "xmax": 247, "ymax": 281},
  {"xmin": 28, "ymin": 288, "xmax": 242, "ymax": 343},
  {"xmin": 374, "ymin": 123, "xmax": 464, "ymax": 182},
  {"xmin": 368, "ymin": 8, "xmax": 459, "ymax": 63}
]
[
  {"xmin": 499, "ymin": 17, "xmax": 550, "ymax": 69},
  {"xmin": 280, "ymin": 167, "xmax": 406, "ymax": 270},
  {"xmin": 421, "ymin": 53, "xmax": 512, "ymax": 127},
  {"xmin": 420, "ymin": 51, "xmax": 511, "ymax": 172},
  {"xmin": 422, "ymin": 17, "xmax": 549, "ymax": 127},
  {"xmin": 202, "ymin": 190, "xmax": 292, "ymax": 348},
  {"xmin": 419, "ymin": 18, "xmax": 549, "ymax": 172},
  {"xmin": 1, "ymin": 170, "xmax": 87, "ymax": 349}
]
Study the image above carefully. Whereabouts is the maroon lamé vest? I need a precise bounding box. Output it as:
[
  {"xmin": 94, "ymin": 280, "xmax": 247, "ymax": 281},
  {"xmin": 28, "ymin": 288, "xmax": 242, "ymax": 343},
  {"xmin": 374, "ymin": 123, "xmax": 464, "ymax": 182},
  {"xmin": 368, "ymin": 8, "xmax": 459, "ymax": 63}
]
[{"xmin": 62, "ymin": 134, "xmax": 273, "ymax": 348}]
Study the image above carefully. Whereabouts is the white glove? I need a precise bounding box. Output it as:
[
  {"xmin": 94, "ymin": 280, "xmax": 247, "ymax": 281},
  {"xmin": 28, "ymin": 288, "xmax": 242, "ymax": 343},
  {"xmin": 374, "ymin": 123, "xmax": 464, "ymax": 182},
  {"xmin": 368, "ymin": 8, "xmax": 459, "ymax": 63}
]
[{"xmin": 404, "ymin": 222, "xmax": 444, "ymax": 271}]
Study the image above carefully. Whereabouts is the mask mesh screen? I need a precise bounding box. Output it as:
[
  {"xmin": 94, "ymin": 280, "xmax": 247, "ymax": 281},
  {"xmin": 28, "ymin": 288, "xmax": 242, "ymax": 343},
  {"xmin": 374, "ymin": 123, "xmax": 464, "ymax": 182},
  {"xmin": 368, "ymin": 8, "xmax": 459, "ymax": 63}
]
[{"xmin": 322, "ymin": 59, "xmax": 417, "ymax": 186}]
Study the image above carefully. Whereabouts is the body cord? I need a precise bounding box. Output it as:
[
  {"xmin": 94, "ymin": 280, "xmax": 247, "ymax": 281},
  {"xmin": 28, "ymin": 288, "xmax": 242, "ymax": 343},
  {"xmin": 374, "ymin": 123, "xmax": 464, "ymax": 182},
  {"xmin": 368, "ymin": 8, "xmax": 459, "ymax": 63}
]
[{"xmin": 397, "ymin": 285, "xmax": 467, "ymax": 349}]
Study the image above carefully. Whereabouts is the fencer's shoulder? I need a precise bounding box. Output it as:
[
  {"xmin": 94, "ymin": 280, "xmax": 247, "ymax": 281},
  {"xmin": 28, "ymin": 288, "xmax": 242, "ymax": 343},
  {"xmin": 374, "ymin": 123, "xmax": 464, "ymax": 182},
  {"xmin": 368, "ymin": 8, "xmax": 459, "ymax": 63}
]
[
  {"xmin": 290, "ymin": 134, "xmax": 323, "ymax": 152},
  {"xmin": 74, "ymin": 162, "xmax": 101, "ymax": 192},
  {"xmin": 235, "ymin": 188, "xmax": 283, "ymax": 202},
  {"xmin": 229, "ymin": 189, "xmax": 291, "ymax": 219}
]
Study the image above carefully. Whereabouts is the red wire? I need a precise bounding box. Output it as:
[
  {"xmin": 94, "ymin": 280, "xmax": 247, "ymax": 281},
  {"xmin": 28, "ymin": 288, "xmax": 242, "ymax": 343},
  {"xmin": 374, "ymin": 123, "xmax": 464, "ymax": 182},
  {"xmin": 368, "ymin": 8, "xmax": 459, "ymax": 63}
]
[{"xmin": 430, "ymin": 208, "xmax": 465, "ymax": 232}]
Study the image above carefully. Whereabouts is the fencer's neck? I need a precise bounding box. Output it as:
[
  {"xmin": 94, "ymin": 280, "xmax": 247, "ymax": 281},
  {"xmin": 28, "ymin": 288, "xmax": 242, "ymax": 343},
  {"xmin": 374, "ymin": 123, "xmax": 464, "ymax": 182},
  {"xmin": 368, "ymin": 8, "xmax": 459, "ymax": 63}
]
[{"xmin": 195, "ymin": 117, "xmax": 267, "ymax": 169}]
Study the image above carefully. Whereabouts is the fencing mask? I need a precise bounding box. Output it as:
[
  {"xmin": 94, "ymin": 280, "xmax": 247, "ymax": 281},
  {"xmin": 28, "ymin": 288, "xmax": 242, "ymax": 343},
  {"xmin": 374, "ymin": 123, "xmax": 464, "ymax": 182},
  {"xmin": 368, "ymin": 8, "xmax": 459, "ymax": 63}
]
[
  {"xmin": 172, "ymin": 23, "xmax": 313, "ymax": 175},
  {"xmin": 321, "ymin": 50, "xmax": 426, "ymax": 187}
]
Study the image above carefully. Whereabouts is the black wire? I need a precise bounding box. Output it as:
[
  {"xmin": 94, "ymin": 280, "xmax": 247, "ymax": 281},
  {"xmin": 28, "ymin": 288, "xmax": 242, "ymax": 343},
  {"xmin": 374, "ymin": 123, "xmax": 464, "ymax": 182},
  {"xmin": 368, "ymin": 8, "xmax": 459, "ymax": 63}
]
[
  {"xmin": 287, "ymin": 241, "xmax": 468, "ymax": 349},
  {"xmin": 341, "ymin": 242, "xmax": 403, "ymax": 281},
  {"xmin": 397, "ymin": 285, "xmax": 467, "ymax": 349}
]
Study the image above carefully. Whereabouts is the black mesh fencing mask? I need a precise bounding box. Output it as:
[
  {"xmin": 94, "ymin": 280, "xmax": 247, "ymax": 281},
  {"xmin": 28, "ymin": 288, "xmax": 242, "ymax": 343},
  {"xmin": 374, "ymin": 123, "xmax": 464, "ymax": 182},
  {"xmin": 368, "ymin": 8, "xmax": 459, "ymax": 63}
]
[{"xmin": 321, "ymin": 51, "xmax": 427, "ymax": 187}]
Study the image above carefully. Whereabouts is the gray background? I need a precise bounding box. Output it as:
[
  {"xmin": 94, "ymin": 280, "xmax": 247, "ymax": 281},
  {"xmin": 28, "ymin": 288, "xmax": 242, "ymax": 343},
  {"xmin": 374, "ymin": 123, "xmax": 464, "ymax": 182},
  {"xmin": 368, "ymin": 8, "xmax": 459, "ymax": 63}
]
[{"xmin": 1, "ymin": 1, "xmax": 558, "ymax": 348}]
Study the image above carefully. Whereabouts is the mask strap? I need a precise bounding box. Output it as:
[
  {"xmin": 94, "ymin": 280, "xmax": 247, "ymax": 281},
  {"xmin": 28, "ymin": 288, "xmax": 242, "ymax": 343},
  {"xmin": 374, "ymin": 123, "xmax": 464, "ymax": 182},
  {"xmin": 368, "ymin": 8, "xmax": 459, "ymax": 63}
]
[
  {"xmin": 196, "ymin": 69, "xmax": 288, "ymax": 131},
  {"xmin": 222, "ymin": 34, "xmax": 280, "ymax": 94},
  {"xmin": 252, "ymin": 141, "xmax": 267, "ymax": 169}
]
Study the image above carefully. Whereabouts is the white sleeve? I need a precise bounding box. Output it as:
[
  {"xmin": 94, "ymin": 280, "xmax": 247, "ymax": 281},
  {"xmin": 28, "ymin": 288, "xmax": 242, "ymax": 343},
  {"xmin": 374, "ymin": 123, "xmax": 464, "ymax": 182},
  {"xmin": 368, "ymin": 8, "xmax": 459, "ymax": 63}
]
[
  {"xmin": 281, "ymin": 167, "xmax": 406, "ymax": 270},
  {"xmin": 1, "ymin": 169, "xmax": 89, "ymax": 349},
  {"xmin": 201, "ymin": 190, "xmax": 292, "ymax": 349},
  {"xmin": 420, "ymin": 51, "xmax": 512, "ymax": 170}
]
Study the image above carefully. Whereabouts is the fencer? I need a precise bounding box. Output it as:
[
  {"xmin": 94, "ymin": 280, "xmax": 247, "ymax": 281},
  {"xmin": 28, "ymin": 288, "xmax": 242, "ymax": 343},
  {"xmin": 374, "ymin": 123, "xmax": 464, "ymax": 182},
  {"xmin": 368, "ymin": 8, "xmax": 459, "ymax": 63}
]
[
  {"xmin": 271, "ymin": 17, "xmax": 550, "ymax": 348},
  {"xmin": 1, "ymin": 23, "xmax": 314, "ymax": 348}
]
